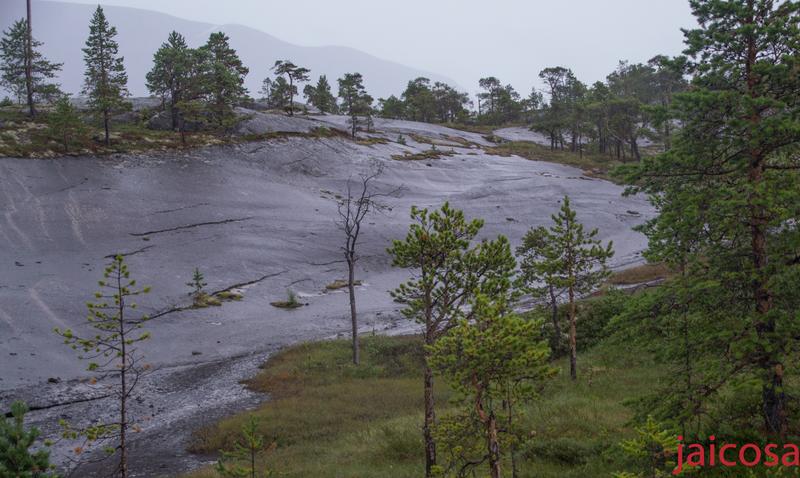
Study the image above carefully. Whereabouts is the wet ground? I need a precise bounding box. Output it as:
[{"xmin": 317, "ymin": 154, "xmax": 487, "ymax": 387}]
[{"xmin": 0, "ymin": 114, "xmax": 654, "ymax": 476}]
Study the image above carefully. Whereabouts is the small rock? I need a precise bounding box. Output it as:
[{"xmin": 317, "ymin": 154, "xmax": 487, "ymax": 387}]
[
  {"xmin": 14, "ymin": 261, "xmax": 23, "ymax": 267},
  {"xmin": 48, "ymin": 377, "xmax": 61, "ymax": 384},
  {"xmin": 191, "ymin": 351, "xmax": 202, "ymax": 356},
  {"xmin": 626, "ymin": 210, "xmax": 641, "ymax": 216}
]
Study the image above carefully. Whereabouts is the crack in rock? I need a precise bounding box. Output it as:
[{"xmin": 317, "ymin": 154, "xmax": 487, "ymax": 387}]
[
  {"xmin": 146, "ymin": 270, "xmax": 289, "ymax": 321},
  {"xmin": 151, "ymin": 203, "xmax": 210, "ymax": 215},
  {"xmin": 129, "ymin": 217, "xmax": 253, "ymax": 237},
  {"xmin": 3, "ymin": 393, "xmax": 112, "ymax": 418},
  {"xmin": 104, "ymin": 245, "xmax": 154, "ymax": 259}
]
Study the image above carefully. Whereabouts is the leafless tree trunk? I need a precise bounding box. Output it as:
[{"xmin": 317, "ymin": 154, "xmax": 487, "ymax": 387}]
[{"xmin": 336, "ymin": 164, "xmax": 399, "ymax": 365}]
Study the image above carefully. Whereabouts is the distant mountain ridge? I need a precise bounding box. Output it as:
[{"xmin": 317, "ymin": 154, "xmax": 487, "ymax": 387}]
[{"xmin": 0, "ymin": 1, "xmax": 460, "ymax": 100}]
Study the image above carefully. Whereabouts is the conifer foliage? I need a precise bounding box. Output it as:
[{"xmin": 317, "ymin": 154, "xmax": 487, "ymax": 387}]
[
  {"xmin": 54, "ymin": 255, "xmax": 152, "ymax": 478},
  {"xmin": 518, "ymin": 196, "xmax": 613, "ymax": 380},
  {"xmin": 82, "ymin": 6, "xmax": 129, "ymax": 146},
  {"xmin": 0, "ymin": 19, "xmax": 61, "ymax": 110},
  {"xmin": 624, "ymin": 0, "xmax": 800, "ymax": 438},
  {"xmin": 388, "ymin": 203, "xmax": 517, "ymax": 477},
  {"xmin": 0, "ymin": 401, "xmax": 57, "ymax": 477},
  {"xmin": 202, "ymin": 32, "xmax": 248, "ymax": 129}
]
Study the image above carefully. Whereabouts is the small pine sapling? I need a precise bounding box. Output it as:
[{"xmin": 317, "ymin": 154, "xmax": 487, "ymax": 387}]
[
  {"xmin": 54, "ymin": 255, "xmax": 151, "ymax": 478},
  {"xmin": 215, "ymin": 416, "xmax": 275, "ymax": 478},
  {"xmin": 0, "ymin": 401, "xmax": 57, "ymax": 477}
]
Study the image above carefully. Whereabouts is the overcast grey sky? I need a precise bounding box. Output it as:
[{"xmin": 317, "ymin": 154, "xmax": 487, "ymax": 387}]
[{"xmin": 57, "ymin": 0, "xmax": 697, "ymax": 94}]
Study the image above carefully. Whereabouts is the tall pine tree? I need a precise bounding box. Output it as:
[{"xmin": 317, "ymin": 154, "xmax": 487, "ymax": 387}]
[
  {"xmin": 521, "ymin": 196, "xmax": 613, "ymax": 380},
  {"xmin": 0, "ymin": 19, "xmax": 61, "ymax": 110},
  {"xmin": 303, "ymin": 75, "xmax": 337, "ymax": 114},
  {"xmin": 271, "ymin": 60, "xmax": 309, "ymax": 115},
  {"xmin": 146, "ymin": 31, "xmax": 192, "ymax": 130},
  {"xmin": 337, "ymin": 73, "xmax": 372, "ymax": 138},
  {"xmin": 625, "ymin": 0, "xmax": 800, "ymax": 437},
  {"xmin": 201, "ymin": 32, "xmax": 248, "ymax": 130},
  {"xmin": 388, "ymin": 203, "xmax": 517, "ymax": 477},
  {"xmin": 82, "ymin": 5, "xmax": 129, "ymax": 146}
]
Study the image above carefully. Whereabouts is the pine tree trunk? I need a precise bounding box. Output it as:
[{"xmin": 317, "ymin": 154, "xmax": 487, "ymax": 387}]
[
  {"xmin": 170, "ymin": 98, "xmax": 178, "ymax": 130},
  {"xmin": 104, "ymin": 110, "xmax": 110, "ymax": 146},
  {"xmin": 347, "ymin": 257, "xmax": 359, "ymax": 365},
  {"xmin": 487, "ymin": 411, "xmax": 501, "ymax": 478},
  {"xmin": 630, "ymin": 137, "xmax": 640, "ymax": 161},
  {"xmin": 250, "ymin": 445, "xmax": 255, "ymax": 478},
  {"xmin": 568, "ymin": 284, "xmax": 577, "ymax": 380},
  {"xmin": 508, "ymin": 390, "xmax": 518, "ymax": 478},
  {"xmin": 423, "ymin": 360, "xmax": 436, "ymax": 477},
  {"xmin": 288, "ymin": 76, "xmax": 294, "ymax": 116},
  {"xmin": 25, "ymin": 0, "xmax": 35, "ymax": 117},
  {"xmin": 742, "ymin": 1, "xmax": 784, "ymax": 437},
  {"xmin": 118, "ymin": 271, "xmax": 128, "ymax": 478},
  {"xmin": 549, "ymin": 284, "xmax": 562, "ymax": 353}
]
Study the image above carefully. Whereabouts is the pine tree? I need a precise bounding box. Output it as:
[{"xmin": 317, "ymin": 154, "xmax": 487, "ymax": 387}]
[
  {"xmin": 516, "ymin": 226, "xmax": 566, "ymax": 354},
  {"xmin": 536, "ymin": 196, "xmax": 613, "ymax": 380},
  {"xmin": 215, "ymin": 416, "xmax": 274, "ymax": 478},
  {"xmin": 624, "ymin": 0, "xmax": 800, "ymax": 438},
  {"xmin": 0, "ymin": 401, "xmax": 57, "ymax": 477},
  {"xmin": 388, "ymin": 203, "xmax": 516, "ymax": 477},
  {"xmin": 173, "ymin": 47, "xmax": 212, "ymax": 143},
  {"xmin": 146, "ymin": 31, "xmax": 192, "ymax": 130},
  {"xmin": 82, "ymin": 6, "xmax": 129, "ymax": 146},
  {"xmin": 201, "ymin": 32, "xmax": 248, "ymax": 130},
  {"xmin": 260, "ymin": 76, "xmax": 293, "ymax": 111},
  {"xmin": 54, "ymin": 255, "xmax": 152, "ymax": 478},
  {"xmin": 47, "ymin": 95, "xmax": 86, "ymax": 153},
  {"xmin": 429, "ymin": 295, "xmax": 556, "ymax": 478},
  {"xmin": 271, "ymin": 60, "xmax": 309, "ymax": 115},
  {"xmin": 302, "ymin": 75, "xmax": 337, "ymax": 114},
  {"xmin": 0, "ymin": 19, "xmax": 61, "ymax": 110},
  {"xmin": 337, "ymin": 73, "xmax": 373, "ymax": 138}
]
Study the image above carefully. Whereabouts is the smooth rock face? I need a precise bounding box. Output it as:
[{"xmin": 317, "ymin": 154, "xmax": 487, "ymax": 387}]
[{"xmin": 0, "ymin": 117, "xmax": 654, "ymax": 475}]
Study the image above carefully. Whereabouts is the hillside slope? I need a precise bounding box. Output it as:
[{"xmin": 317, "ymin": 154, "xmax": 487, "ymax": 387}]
[
  {"xmin": 0, "ymin": 1, "xmax": 459, "ymax": 99},
  {"xmin": 0, "ymin": 114, "xmax": 653, "ymax": 476}
]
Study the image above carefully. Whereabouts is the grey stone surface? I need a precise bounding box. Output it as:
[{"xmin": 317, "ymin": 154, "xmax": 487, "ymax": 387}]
[{"xmin": 0, "ymin": 118, "xmax": 654, "ymax": 476}]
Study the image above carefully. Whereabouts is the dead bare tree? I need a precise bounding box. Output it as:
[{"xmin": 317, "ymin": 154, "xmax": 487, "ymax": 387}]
[{"xmin": 335, "ymin": 163, "xmax": 401, "ymax": 365}]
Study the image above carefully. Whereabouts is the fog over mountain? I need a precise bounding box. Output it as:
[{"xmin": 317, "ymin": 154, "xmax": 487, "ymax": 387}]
[{"xmin": 0, "ymin": 1, "xmax": 460, "ymax": 99}]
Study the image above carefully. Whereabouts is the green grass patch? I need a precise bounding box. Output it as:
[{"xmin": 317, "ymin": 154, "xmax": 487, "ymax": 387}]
[
  {"xmin": 486, "ymin": 141, "xmax": 627, "ymax": 183},
  {"xmin": 215, "ymin": 290, "xmax": 244, "ymax": 301},
  {"xmin": 181, "ymin": 334, "xmax": 661, "ymax": 478},
  {"xmin": 0, "ymin": 107, "xmax": 351, "ymax": 158},
  {"xmin": 607, "ymin": 262, "xmax": 675, "ymax": 286},
  {"xmin": 191, "ymin": 292, "xmax": 223, "ymax": 308},
  {"xmin": 391, "ymin": 150, "xmax": 456, "ymax": 161},
  {"xmin": 325, "ymin": 279, "xmax": 362, "ymax": 290},
  {"xmin": 356, "ymin": 136, "xmax": 390, "ymax": 146}
]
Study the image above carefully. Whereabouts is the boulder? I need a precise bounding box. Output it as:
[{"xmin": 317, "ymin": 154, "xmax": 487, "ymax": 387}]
[
  {"xmin": 147, "ymin": 110, "xmax": 174, "ymax": 131},
  {"xmin": 110, "ymin": 110, "xmax": 140, "ymax": 125}
]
